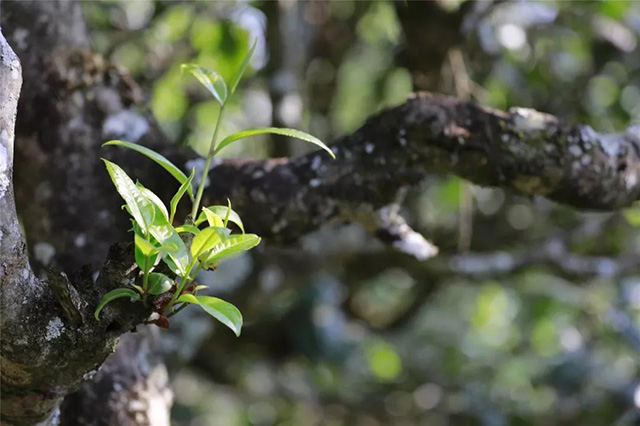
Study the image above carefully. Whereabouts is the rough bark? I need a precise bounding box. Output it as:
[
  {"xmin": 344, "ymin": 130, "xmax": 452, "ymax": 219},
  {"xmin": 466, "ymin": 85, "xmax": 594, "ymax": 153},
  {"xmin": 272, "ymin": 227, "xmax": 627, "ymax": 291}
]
[
  {"xmin": 0, "ymin": 28, "xmax": 155, "ymax": 425},
  {"xmin": 198, "ymin": 94, "xmax": 640, "ymax": 244},
  {"xmin": 59, "ymin": 330, "xmax": 172, "ymax": 426},
  {"xmin": 2, "ymin": 1, "xmax": 640, "ymax": 425}
]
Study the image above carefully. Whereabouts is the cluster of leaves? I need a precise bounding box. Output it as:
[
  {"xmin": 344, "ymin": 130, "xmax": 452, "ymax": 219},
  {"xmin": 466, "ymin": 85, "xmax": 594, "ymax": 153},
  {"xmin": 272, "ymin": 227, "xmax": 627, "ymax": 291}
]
[{"xmin": 95, "ymin": 41, "xmax": 334, "ymax": 336}]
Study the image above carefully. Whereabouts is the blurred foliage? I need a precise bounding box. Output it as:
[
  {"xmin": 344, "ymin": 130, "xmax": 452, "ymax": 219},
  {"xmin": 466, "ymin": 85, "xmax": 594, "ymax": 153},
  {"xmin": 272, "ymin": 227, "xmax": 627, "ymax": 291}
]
[{"xmin": 83, "ymin": 1, "xmax": 640, "ymax": 425}]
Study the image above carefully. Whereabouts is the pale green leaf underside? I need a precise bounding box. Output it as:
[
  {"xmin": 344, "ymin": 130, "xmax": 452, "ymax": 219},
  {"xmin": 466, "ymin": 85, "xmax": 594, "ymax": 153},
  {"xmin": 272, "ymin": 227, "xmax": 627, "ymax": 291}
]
[
  {"xmin": 215, "ymin": 127, "xmax": 335, "ymax": 159},
  {"xmin": 148, "ymin": 272, "xmax": 174, "ymax": 295},
  {"xmin": 177, "ymin": 294, "xmax": 243, "ymax": 336},
  {"xmin": 181, "ymin": 63, "xmax": 228, "ymax": 105}
]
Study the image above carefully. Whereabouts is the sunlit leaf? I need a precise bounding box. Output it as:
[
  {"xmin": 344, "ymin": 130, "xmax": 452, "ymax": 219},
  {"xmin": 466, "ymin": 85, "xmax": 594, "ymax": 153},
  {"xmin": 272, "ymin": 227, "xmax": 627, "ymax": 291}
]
[
  {"xmin": 215, "ymin": 127, "xmax": 335, "ymax": 158},
  {"xmin": 202, "ymin": 208, "xmax": 224, "ymax": 227},
  {"xmin": 181, "ymin": 63, "xmax": 228, "ymax": 105},
  {"xmin": 144, "ymin": 197, "xmax": 190, "ymax": 276},
  {"xmin": 200, "ymin": 233, "xmax": 260, "ymax": 266},
  {"xmin": 177, "ymin": 293, "xmax": 242, "ymax": 336},
  {"xmin": 102, "ymin": 141, "xmax": 193, "ymax": 197},
  {"xmin": 175, "ymin": 224, "xmax": 200, "ymax": 235},
  {"xmin": 94, "ymin": 288, "xmax": 141, "ymax": 320},
  {"xmin": 138, "ymin": 184, "xmax": 168, "ymax": 221},
  {"xmin": 191, "ymin": 226, "xmax": 224, "ymax": 258},
  {"xmin": 103, "ymin": 159, "xmax": 155, "ymax": 234},
  {"xmin": 202, "ymin": 205, "xmax": 244, "ymax": 233},
  {"xmin": 134, "ymin": 234, "xmax": 159, "ymax": 270}
]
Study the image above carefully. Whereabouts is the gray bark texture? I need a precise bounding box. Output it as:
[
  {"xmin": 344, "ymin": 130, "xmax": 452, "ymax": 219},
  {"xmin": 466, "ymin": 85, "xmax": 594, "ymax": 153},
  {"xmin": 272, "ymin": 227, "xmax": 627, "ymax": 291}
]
[{"xmin": 1, "ymin": 1, "xmax": 640, "ymax": 425}]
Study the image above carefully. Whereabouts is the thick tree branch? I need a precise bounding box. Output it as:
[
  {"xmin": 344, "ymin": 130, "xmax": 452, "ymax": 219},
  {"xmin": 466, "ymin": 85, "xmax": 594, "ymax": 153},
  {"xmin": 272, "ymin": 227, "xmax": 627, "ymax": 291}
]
[
  {"xmin": 3, "ymin": 2, "xmax": 639, "ymax": 424},
  {"xmin": 0, "ymin": 29, "xmax": 155, "ymax": 425},
  {"xmin": 200, "ymin": 93, "xmax": 640, "ymax": 243}
]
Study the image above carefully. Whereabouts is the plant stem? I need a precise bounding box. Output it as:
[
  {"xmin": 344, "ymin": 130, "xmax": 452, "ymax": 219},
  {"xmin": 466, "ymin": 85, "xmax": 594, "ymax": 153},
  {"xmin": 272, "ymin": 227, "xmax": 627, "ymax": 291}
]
[
  {"xmin": 166, "ymin": 258, "xmax": 199, "ymax": 310},
  {"xmin": 142, "ymin": 257, "xmax": 150, "ymax": 292},
  {"xmin": 191, "ymin": 103, "xmax": 226, "ymax": 219},
  {"xmin": 167, "ymin": 302, "xmax": 189, "ymax": 319}
]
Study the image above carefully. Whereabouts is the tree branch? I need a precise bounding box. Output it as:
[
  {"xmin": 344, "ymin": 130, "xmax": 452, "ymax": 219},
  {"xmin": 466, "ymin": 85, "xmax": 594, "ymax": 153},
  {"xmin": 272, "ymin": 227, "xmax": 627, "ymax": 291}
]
[{"xmin": 199, "ymin": 93, "xmax": 640, "ymax": 243}]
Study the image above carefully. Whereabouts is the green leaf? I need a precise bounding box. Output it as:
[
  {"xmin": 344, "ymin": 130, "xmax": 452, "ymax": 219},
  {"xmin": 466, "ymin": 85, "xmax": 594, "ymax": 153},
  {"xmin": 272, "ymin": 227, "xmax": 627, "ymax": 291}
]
[
  {"xmin": 223, "ymin": 199, "xmax": 232, "ymax": 227},
  {"xmin": 103, "ymin": 159, "xmax": 155, "ymax": 234},
  {"xmin": 134, "ymin": 234, "xmax": 159, "ymax": 270},
  {"xmin": 170, "ymin": 168, "xmax": 195, "ymax": 223},
  {"xmin": 135, "ymin": 234, "xmax": 158, "ymax": 256},
  {"xmin": 175, "ymin": 224, "xmax": 200, "ymax": 235},
  {"xmin": 137, "ymin": 184, "xmax": 168, "ymax": 221},
  {"xmin": 102, "ymin": 141, "xmax": 193, "ymax": 197},
  {"xmin": 215, "ymin": 127, "xmax": 335, "ymax": 159},
  {"xmin": 94, "ymin": 288, "xmax": 141, "ymax": 320},
  {"xmin": 181, "ymin": 63, "xmax": 228, "ymax": 105},
  {"xmin": 155, "ymin": 231, "xmax": 190, "ymax": 276},
  {"xmin": 190, "ymin": 226, "xmax": 223, "ymax": 258},
  {"xmin": 177, "ymin": 294, "xmax": 242, "ymax": 336},
  {"xmin": 202, "ymin": 208, "xmax": 224, "ymax": 227},
  {"xmin": 229, "ymin": 39, "xmax": 257, "ymax": 95},
  {"xmin": 148, "ymin": 272, "xmax": 174, "ymax": 295},
  {"xmin": 200, "ymin": 234, "xmax": 260, "ymax": 266},
  {"xmin": 142, "ymin": 197, "xmax": 191, "ymax": 276},
  {"xmin": 202, "ymin": 205, "xmax": 244, "ymax": 233}
]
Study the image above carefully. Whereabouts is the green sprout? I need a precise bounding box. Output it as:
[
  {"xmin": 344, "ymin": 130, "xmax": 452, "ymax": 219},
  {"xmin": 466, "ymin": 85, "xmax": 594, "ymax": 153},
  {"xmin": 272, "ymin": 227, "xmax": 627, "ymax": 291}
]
[{"xmin": 95, "ymin": 41, "xmax": 335, "ymax": 336}]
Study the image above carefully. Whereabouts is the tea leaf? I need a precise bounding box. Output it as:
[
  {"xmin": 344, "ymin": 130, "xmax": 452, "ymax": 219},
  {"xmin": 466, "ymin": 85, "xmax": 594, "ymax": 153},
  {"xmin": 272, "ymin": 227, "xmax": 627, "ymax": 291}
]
[
  {"xmin": 170, "ymin": 168, "xmax": 195, "ymax": 223},
  {"xmin": 148, "ymin": 272, "xmax": 174, "ymax": 295},
  {"xmin": 215, "ymin": 127, "xmax": 335, "ymax": 159},
  {"xmin": 177, "ymin": 294, "xmax": 242, "ymax": 336},
  {"xmin": 94, "ymin": 288, "xmax": 141, "ymax": 320},
  {"xmin": 103, "ymin": 141, "xmax": 193, "ymax": 197},
  {"xmin": 181, "ymin": 63, "xmax": 228, "ymax": 105},
  {"xmin": 229, "ymin": 39, "xmax": 257, "ymax": 95},
  {"xmin": 103, "ymin": 159, "xmax": 155, "ymax": 234}
]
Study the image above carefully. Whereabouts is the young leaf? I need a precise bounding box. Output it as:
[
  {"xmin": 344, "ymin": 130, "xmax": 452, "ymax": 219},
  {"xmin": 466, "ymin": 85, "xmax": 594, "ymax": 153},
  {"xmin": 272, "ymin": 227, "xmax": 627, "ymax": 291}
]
[
  {"xmin": 223, "ymin": 199, "xmax": 232, "ymax": 227},
  {"xmin": 148, "ymin": 272, "xmax": 174, "ymax": 295},
  {"xmin": 181, "ymin": 63, "xmax": 228, "ymax": 105},
  {"xmin": 103, "ymin": 159, "xmax": 155, "ymax": 234},
  {"xmin": 202, "ymin": 208, "xmax": 224, "ymax": 228},
  {"xmin": 175, "ymin": 224, "xmax": 200, "ymax": 235},
  {"xmin": 229, "ymin": 39, "xmax": 257, "ymax": 95},
  {"xmin": 215, "ymin": 128, "xmax": 335, "ymax": 159},
  {"xmin": 202, "ymin": 205, "xmax": 244, "ymax": 233},
  {"xmin": 154, "ymin": 230, "xmax": 190, "ymax": 276},
  {"xmin": 177, "ymin": 294, "xmax": 243, "ymax": 336},
  {"xmin": 138, "ymin": 184, "xmax": 169, "ymax": 221},
  {"xmin": 94, "ymin": 288, "xmax": 141, "ymax": 320},
  {"xmin": 170, "ymin": 168, "xmax": 195, "ymax": 223},
  {"xmin": 103, "ymin": 141, "xmax": 193, "ymax": 197},
  {"xmin": 134, "ymin": 234, "xmax": 159, "ymax": 270},
  {"xmin": 190, "ymin": 226, "xmax": 223, "ymax": 258},
  {"xmin": 135, "ymin": 234, "xmax": 158, "ymax": 256},
  {"xmin": 200, "ymin": 234, "xmax": 260, "ymax": 265},
  {"xmin": 144, "ymin": 199, "xmax": 191, "ymax": 276}
]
